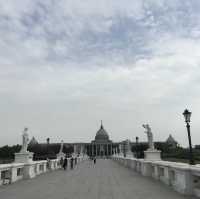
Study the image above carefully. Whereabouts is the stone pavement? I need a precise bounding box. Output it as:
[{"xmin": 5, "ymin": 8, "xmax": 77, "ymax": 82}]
[{"xmin": 0, "ymin": 159, "xmax": 197, "ymax": 199}]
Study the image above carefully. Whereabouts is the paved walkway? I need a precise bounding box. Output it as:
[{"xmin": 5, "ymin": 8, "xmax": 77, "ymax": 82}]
[{"xmin": 0, "ymin": 160, "xmax": 197, "ymax": 199}]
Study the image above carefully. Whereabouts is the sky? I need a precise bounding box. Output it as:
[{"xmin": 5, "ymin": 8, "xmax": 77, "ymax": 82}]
[{"xmin": 0, "ymin": 0, "xmax": 200, "ymax": 147}]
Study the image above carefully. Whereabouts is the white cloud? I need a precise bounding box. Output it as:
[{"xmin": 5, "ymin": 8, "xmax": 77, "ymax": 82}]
[{"xmin": 0, "ymin": 0, "xmax": 200, "ymax": 146}]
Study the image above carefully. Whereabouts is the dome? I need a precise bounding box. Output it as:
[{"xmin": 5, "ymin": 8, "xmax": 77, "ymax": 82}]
[
  {"xmin": 166, "ymin": 134, "xmax": 177, "ymax": 144},
  {"xmin": 29, "ymin": 136, "xmax": 38, "ymax": 145},
  {"xmin": 95, "ymin": 122, "xmax": 109, "ymax": 141}
]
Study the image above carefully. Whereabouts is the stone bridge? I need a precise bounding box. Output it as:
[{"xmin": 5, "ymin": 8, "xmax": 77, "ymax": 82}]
[{"xmin": 0, "ymin": 157, "xmax": 199, "ymax": 199}]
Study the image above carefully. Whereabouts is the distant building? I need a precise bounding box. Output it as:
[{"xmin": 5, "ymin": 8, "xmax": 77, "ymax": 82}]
[
  {"xmin": 87, "ymin": 121, "xmax": 113, "ymax": 157},
  {"xmin": 195, "ymin": 145, "xmax": 200, "ymax": 149},
  {"xmin": 28, "ymin": 124, "xmax": 180, "ymax": 159},
  {"xmin": 166, "ymin": 134, "xmax": 178, "ymax": 148},
  {"xmin": 29, "ymin": 137, "xmax": 38, "ymax": 145}
]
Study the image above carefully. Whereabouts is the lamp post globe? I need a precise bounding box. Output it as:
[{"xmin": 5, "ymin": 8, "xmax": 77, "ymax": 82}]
[
  {"xmin": 183, "ymin": 109, "xmax": 192, "ymax": 123},
  {"xmin": 183, "ymin": 109, "xmax": 195, "ymax": 165}
]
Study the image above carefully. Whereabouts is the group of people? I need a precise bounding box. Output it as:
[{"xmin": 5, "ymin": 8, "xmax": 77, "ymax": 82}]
[
  {"xmin": 91, "ymin": 156, "xmax": 97, "ymax": 164},
  {"xmin": 61, "ymin": 156, "xmax": 77, "ymax": 170},
  {"xmin": 61, "ymin": 156, "xmax": 97, "ymax": 170}
]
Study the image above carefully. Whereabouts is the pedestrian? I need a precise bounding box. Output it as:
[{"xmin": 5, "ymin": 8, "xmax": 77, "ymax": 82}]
[
  {"xmin": 63, "ymin": 157, "xmax": 68, "ymax": 170},
  {"xmin": 70, "ymin": 157, "xmax": 74, "ymax": 169},
  {"xmin": 60, "ymin": 157, "xmax": 64, "ymax": 167},
  {"xmin": 75, "ymin": 157, "xmax": 77, "ymax": 165},
  {"xmin": 94, "ymin": 157, "xmax": 96, "ymax": 164}
]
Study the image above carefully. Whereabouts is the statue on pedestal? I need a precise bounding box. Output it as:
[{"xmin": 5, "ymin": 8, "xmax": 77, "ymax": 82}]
[
  {"xmin": 124, "ymin": 139, "xmax": 132, "ymax": 157},
  {"xmin": 119, "ymin": 144, "xmax": 123, "ymax": 156},
  {"xmin": 57, "ymin": 140, "xmax": 65, "ymax": 160},
  {"xmin": 142, "ymin": 124, "xmax": 161, "ymax": 160},
  {"xmin": 15, "ymin": 127, "xmax": 34, "ymax": 163},
  {"xmin": 59, "ymin": 140, "xmax": 64, "ymax": 154},
  {"xmin": 142, "ymin": 124, "xmax": 154, "ymax": 150},
  {"xmin": 20, "ymin": 127, "xmax": 29, "ymax": 153}
]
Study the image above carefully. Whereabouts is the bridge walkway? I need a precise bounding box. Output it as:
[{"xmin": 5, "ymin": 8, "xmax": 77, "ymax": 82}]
[{"xmin": 0, "ymin": 159, "xmax": 197, "ymax": 199}]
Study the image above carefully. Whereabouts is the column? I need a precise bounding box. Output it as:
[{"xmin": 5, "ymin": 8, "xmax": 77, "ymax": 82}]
[
  {"xmin": 111, "ymin": 144, "xmax": 113, "ymax": 155},
  {"xmin": 107, "ymin": 144, "xmax": 108, "ymax": 156},
  {"xmin": 96, "ymin": 144, "xmax": 97, "ymax": 156},
  {"xmin": 92, "ymin": 144, "xmax": 94, "ymax": 157}
]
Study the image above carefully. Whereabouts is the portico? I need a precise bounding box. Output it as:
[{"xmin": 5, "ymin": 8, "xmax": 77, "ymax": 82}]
[{"xmin": 90, "ymin": 142, "xmax": 113, "ymax": 157}]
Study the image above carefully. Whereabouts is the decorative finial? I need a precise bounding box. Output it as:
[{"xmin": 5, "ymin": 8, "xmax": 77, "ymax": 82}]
[{"xmin": 101, "ymin": 120, "xmax": 103, "ymax": 129}]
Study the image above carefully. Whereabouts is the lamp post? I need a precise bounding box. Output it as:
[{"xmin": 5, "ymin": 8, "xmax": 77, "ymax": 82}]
[
  {"xmin": 136, "ymin": 137, "xmax": 139, "ymax": 158},
  {"xmin": 123, "ymin": 141, "xmax": 126, "ymax": 158},
  {"xmin": 46, "ymin": 138, "xmax": 50, "ymax": 158},
  {"xmin": 183, "ymin": 109, "xmax": 195, "ymax": 165}
]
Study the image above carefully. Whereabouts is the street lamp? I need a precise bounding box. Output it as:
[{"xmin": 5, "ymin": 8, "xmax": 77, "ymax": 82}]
[
  {"xmin": 183, "ymin": 109, "xmax": 195, "ymax": 165},
  {"xmin": 123, "ymin": 141, "xmax": 126, "ymax": 158},
  {"xmin": 136, "ymin": 136, "xmax": 139, "ymax": 158}
]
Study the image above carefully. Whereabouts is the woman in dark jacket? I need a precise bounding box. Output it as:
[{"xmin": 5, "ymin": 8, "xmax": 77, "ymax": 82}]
[{"xmin": 63, "ymin": 157, "xmax": 68, "ymax": 170}]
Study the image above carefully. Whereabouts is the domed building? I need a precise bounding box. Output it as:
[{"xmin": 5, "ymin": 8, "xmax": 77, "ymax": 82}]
[{"xmin": 89, "ymin": 121, "xmax": 113, "ymax": 157}]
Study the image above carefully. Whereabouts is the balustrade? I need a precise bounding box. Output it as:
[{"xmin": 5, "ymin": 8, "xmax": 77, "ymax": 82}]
[
  {"xmin": 112, "ymin": 156, "xmax": 200, "ymax": 198},
  {"xmin": 0, "ymin": 156, "xmax": 88, "ymax": 187}
]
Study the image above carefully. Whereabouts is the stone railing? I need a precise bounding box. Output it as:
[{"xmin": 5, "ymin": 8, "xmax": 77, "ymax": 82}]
[
  {"xmin": 112, "ymin": 155, "xmax": 200, "ymax": 198},
  {"xmin": 0, "ymin": 155, "xmax": 87, "ymax": 186}
]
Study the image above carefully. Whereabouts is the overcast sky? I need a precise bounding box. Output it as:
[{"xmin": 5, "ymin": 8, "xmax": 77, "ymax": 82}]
[{"xmin": 0, "ymin": 0, "xmax": 200, "ymax": 147}]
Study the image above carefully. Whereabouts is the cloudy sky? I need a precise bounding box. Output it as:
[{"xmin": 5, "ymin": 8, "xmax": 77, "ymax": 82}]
[{"xmin": 0, "ymin": 0, "xmax": 200, "ymax": 147}]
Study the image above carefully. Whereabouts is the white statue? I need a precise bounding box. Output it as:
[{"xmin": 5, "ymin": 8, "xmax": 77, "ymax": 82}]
[
  {"xmin": 125, "ymin": 139, "xmax": 131, "ymax": 152},
  {"xmin": 80, "ymin": 144, "xmax": 84, "ymax": 155},
  {"xmin": 119, "ymin": 144, "xmax": 123, "ymax": 155},
  {"xmin": 142, "ymin": 124, "xmax": 154, "ymax": 150},
  {"xmin": 21, "ymin": 127, "xmax": 29, "ymax": 153},
  {"xmin": 59, "ymin": 140, "xmax": 64, "ymax": 154},
  {"xmin": 74, "ymin": 144, "xmax": 78, "ymax": 155}
]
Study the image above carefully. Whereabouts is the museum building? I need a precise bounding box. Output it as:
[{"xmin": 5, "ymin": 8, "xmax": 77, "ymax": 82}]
[{"xmin": 86, "ymin": 121, "xmax": 114, "ymax": 157}]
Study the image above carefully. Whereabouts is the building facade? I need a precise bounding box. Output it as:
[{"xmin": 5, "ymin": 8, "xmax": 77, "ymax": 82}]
[
  {"xmin": 86, "ymin": 122, "xmax": 114, "ymax": 157},
  {"xmin": 28, "ymin": 123, "xmax": 178, "ymax": 159}
]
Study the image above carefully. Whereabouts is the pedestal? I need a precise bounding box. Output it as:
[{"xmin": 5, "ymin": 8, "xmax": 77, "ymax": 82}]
[
  {"xmin": 23, "ymin": 163, "xmax": 36, "ymax": 179},
  {"xmin": 118, "ymin": 153, "xmax": 123, "ymax": 157},
  {"xmin": 144, "ymin": 150, "xmax": 161, "ymax": 161},
  {"xmin": 126, "ymin": 150, "xmax": 133, "ymax": 158},
  {"xmin": 15, "ymin": 152, "xmax": 33, "ymax": 163}
]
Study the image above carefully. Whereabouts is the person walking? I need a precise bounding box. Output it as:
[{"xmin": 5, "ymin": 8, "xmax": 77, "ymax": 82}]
[
  {"xmin": 70, "ymin": 157, "xmax": 74, "ymax": 169},
  {"xmin": 94, "ymin": 157, "xmax": 96, "ymax": 164},
  {"xmin": 75, "ymin": 157, "xmax": 77, "ymax": 165},
  {"xmin": 60, "ymin": 157, "xmax": 64, "ymax": 167},
  {"xmin": 63, "ymin": 157, "xmax": 68, "ymax": 170}
]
